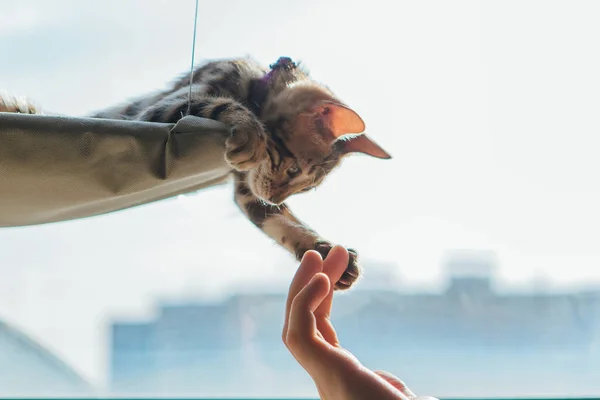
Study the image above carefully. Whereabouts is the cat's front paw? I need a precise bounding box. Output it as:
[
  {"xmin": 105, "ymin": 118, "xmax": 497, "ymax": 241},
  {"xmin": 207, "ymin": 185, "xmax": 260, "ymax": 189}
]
[
  {"xmin": 225, "ymin": 121, "xmax": 268, "ymax": 171},
  {"xmin": 314, "ymin": 241, "xmax": 361, "ymax": 291}
]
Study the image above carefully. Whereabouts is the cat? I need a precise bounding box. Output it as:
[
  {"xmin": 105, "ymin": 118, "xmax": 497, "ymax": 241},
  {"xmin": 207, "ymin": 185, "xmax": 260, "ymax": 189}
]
[{"xmin": 0, "ymin": 56, "xmax": 392, "ymax": 290}]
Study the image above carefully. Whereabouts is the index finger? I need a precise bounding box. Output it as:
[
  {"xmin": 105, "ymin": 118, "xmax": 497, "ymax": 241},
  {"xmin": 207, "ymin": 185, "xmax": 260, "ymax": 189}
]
[
  {"xmin": 315, "ymin": 245, "xmax": 349, "ymax": 318},
  {"xmin": 282, "ymin": 250, "xmax": 323, "ymax": 341}
]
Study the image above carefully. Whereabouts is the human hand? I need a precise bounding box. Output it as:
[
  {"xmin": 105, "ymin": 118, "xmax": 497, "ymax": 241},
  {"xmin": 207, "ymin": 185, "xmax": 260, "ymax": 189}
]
[{"xmin": 282, "ymin": 245, "xmax": 437, "ymax": 400}]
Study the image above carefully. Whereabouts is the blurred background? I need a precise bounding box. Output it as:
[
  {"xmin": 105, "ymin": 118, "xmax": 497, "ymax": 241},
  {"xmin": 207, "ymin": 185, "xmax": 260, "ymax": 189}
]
[{"xmin": 1, "ymin": 0, "xmax": 599, "ymax": 397}]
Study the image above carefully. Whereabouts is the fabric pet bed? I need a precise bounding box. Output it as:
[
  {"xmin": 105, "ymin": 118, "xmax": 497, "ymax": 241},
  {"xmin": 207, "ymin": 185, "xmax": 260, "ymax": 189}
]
[{"xmin": 0, "ymin": 113, "xmax": 231, "ymax": 227}]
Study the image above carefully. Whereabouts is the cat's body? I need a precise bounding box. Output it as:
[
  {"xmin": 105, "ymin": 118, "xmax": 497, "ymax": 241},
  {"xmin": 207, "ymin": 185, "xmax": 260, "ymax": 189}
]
[{"xmin": 0, "ymin": 56, "xmax": 391, "ymax": 289}]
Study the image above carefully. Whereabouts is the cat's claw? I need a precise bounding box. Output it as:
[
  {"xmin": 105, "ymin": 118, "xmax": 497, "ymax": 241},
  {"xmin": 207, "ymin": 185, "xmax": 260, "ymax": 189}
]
[
  {"xmin": 225, "ymin": 122, "xmax": 268, "ymax": 171},
  {"xmin": 314, "ymin": 241, "xmax": 361, "ymax": 291}
]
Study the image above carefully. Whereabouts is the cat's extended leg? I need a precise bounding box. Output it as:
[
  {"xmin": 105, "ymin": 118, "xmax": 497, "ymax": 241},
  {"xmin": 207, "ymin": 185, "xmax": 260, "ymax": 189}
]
[
  {"xmin": 234, "ymin": 172, "xmax": 360, "ymax": 290},
  {"xmin": 138, "ymin": 95, "xmax": 267, "ymax": 172}
]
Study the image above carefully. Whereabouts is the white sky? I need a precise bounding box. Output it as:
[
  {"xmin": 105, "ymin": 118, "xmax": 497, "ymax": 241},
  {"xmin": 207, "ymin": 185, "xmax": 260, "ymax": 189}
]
[{"xmin": 1, "ymin": 0, "xmax": 600, "ymax": 387}]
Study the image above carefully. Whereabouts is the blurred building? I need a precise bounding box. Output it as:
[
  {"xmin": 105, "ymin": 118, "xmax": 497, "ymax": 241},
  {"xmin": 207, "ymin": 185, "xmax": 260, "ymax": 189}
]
[
  {"xmin": 0, "ymin": 319, "xmax": 94, "ymax": 397},
  {"xmin": 353, "ymin": 259, "xmax": 403, "ymax": 291},
  {"xmin": 443, "ymin": 250, "xmax": 496, "ymax": 299},
  {"xmin": 108, "ymin": 253, "xmax": 600, "ymax": 397}
]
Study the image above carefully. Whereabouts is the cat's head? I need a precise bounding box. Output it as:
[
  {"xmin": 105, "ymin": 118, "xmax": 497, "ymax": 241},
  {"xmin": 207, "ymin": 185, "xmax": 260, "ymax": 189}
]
[{"xmin": 247, "ymin": 57, "xmax": 391, "ymax": 205}]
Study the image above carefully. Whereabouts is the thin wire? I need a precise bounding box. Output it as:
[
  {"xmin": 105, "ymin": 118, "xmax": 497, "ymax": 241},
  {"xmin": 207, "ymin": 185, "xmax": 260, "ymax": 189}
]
[{"xmin": 186, "ymin": 0, "xmax": 200, "ymax": 116}]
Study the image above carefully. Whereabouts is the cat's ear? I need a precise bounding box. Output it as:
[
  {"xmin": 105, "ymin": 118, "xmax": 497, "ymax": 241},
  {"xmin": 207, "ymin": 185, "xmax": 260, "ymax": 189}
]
[
  {"xmin": 313, "ymin": 102, "xmax": 392, "ymax": 159},
  {"xmin": 337, "ymin": 134, "xmax": 392, "ymax": 159},
  {"xmin": 304, "ymin": 101, "xmax": 392, "ymax": 159},
  {"xmin": 311, "ymin": 102, "xmax": 366, "ymax": 138}
]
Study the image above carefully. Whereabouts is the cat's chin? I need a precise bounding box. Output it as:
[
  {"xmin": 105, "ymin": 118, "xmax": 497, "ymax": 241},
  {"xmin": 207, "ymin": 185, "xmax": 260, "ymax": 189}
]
[
  {"xmin": 254, "ymin": 194, "xmax": 285, "ymax": 206},
  {"xmin": 266, "ymin": 194, "xmax": 288, "ymax": 205},
  {"xmin": 262, "ymin": 199, "xmax": 281, "ymax": 206}
]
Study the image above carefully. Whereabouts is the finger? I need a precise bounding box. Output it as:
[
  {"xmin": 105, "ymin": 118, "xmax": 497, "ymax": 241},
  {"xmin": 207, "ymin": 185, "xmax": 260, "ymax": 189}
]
[
  {"xmin": 374, "ymin": 370, "xmax": 416, "ymax": 398},
  {"xmin": 286, "ymin": 272, "xmax": 331, "ymax": 354},
  {"xmin": 283, "ymin": 251, "xmax": 323, "ymax": 341},
  {"xmin": 316, "ymin": 245, "xmax": 349, "ymax": 318},
  {"xmin": 315, "ymin": 317, "xmax": 338, "ymax": 346},
  {"xmin": 314, "ymin": 246, "xmax": 348, "ymax": 345}
]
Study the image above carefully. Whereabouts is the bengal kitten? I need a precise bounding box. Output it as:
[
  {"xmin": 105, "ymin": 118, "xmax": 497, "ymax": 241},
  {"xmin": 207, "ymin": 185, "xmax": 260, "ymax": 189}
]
[{"xmin": 0, "ymin": 57, "xmax": 391, "ymax": 290}]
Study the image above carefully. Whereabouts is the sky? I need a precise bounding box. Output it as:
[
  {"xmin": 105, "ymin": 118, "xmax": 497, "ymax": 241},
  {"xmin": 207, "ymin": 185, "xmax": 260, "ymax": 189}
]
[{"xmin": 1, "ymin": 0, "xmax": 600, "ymax": 387}]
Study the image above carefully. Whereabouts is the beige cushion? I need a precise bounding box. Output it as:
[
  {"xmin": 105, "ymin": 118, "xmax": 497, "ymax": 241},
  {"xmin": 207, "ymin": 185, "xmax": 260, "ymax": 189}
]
[{"xmin": 0, "ymin": 114, "xmax": 232, "ymax": 227}]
